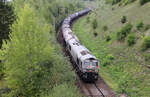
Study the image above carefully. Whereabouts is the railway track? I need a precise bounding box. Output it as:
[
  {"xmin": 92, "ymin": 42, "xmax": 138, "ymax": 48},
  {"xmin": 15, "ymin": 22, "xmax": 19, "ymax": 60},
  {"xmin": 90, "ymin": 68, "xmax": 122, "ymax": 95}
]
[
  {"xmin": 76, "ymin": 76, "xmax": 117, "ymax": 97},
  {"xmin": 58, "ymin": 27, "xmax": 117, "ymax": 97},
  {"xmin": 77, "ymin": 77, "xmax": 105, "ymax": 97},
  {"xmin": 57, "ymin": 9, "xmax": 117, "ymax": 97},
  {"xmin": 94, "ymin": 82, "xmax": 105, "ymax": 97}
]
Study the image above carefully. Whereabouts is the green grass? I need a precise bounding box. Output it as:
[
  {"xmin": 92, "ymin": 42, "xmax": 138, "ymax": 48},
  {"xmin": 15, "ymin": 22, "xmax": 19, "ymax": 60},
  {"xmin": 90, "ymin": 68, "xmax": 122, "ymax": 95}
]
[
  {"xmin": 0, "ymin": 79, "xmax": 5, "ymax": 89},
  {"xmin": 100, "ymin": 67, "xmax": 119, "ymax": 92},
  {"xmin": 73, "ymin": 0, "xmax": 150, "ymax": 96}
]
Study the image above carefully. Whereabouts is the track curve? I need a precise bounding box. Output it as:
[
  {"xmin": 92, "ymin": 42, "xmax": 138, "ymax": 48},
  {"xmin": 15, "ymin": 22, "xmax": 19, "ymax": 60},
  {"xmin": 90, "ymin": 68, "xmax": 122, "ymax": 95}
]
[{"xmin": 57, "ymin": 9, "xmax": 118, "ymax": 97}]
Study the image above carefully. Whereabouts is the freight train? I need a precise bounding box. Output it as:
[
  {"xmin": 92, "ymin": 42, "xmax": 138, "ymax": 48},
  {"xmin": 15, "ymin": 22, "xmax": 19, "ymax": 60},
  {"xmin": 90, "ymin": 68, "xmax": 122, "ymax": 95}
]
[{"xmin": 61, "ymin": 8, "xmax": 100, "ymax": 81}]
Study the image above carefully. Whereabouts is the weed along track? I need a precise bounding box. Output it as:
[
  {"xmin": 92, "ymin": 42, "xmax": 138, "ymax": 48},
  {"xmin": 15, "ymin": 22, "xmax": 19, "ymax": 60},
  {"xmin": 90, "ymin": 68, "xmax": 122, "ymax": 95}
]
[{"xmin": 57, "ymin": 9, "xmax": 117, "ymax": 97}]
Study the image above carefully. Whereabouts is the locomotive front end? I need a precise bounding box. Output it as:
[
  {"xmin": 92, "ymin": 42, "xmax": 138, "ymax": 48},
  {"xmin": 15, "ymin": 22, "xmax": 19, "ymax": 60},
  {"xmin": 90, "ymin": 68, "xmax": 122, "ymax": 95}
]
[{"xmin": 82, "ymin": 59, "xmax": 99, "ymax": 81}]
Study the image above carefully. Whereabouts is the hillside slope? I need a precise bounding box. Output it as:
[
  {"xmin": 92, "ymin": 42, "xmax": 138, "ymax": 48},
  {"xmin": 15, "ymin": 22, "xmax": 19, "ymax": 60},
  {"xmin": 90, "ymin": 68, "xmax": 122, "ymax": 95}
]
[{"xmin": 73, "ymin": 0, "xmax": 150, "ymax": 96}]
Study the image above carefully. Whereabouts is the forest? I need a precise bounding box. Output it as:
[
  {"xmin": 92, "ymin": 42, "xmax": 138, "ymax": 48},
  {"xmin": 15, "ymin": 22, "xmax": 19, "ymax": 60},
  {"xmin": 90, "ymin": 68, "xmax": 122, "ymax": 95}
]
[{"xmin": 0, "ymin": 0, "xmax": 83, "ymax": 97}]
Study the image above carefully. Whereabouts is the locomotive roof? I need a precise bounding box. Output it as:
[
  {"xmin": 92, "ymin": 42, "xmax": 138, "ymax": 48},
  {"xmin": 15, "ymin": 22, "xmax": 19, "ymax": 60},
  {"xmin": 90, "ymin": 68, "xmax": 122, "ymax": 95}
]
[{"xmin": 68, "ymin": 39, "xmax": 97, "ymax": 61}]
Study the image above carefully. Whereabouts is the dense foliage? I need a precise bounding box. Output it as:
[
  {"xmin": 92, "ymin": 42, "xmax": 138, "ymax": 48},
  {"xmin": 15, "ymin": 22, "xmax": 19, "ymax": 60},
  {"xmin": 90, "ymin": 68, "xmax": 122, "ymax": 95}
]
[
  {"xmin": 105, "ymin": 0, "xmax": 150, "ymax": 5},
  {"xmin": 136, "ymin": 20, "xmax": 144, "ymax": 31},
  {"xmin": 127, "ymin": 34, "xmax": 136, "ymax": 46},
  {"xmin": 117, "ymin": 23, "xmax": 133, "ymax": 41},
  {"xmin": 0, "ymin": 0, "xmax": 83, "ymax": 97},
  {"xmin": 142, "ymin": 36, "xmax": 150, "ymax": 50},
  {"xmin": 0, "ymin": 0, "xmax": 14, "ymax": 48},
  {"xmin": 105, "ymin": 0, "xmax": 136, "ymax": 5},
  {"xmin": 92, "ymin": 18, "xmax": 98, "ymax": 29},
  {"xmin": 0, "ymin": 0, "xmax": 14, "ymax": 84},
  {"xmin": 121, "ymin": 16, "xmax": 127, "ymax": 24},
  {"xmin": 139, "ymin": 0, "xmax": 150, "ymax": 5}
]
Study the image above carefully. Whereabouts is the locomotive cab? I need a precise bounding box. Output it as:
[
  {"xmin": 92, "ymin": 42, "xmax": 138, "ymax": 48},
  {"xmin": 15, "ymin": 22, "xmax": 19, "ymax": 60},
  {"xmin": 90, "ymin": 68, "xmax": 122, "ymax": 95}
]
[
  {"xmin": 82, "ymin": 58, "xmax": 99, "ymax": 81},
  {"xmin": 83, "ymin": 59, "xmax": 99, "ymax": 72}
]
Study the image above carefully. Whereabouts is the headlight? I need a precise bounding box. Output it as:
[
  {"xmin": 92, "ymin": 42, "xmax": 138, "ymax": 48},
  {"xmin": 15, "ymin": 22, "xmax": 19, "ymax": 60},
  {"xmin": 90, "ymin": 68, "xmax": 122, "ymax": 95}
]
[{"xmin": 95, "ymin": 69, "xmax": 99, "ymax": 72}]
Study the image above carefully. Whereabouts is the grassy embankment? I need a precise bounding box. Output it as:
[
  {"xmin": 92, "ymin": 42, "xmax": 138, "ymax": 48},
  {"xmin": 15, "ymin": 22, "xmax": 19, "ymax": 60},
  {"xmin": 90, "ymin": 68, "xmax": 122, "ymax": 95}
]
[{"xmin": 73, "ymin": 0, "xmax": 150, "ymax": 96}]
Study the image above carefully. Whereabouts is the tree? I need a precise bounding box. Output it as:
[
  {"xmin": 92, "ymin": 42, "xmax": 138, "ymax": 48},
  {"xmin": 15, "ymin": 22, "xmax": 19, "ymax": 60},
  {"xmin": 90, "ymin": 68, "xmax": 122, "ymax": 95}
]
[
  {"xmin": 0, "ymin": 0, "xmax": 14, "ymax": 48},
  {"xmin": 0, "ymin": 4, "xmax": 53, "ymax": 97}
]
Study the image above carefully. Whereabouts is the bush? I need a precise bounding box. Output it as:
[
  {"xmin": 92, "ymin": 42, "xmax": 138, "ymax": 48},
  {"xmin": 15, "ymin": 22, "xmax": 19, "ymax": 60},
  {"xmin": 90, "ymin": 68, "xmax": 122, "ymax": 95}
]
[
  {"xmin": 141, "ymin": 36, "xmax": 150, "ymax": 50},
  {"xmin": 121, "ymin": 0, "xmax": 136, "ymax": 6},
  {"xmin": 139, "ymin": 0, "xmax": 150, "ymax": 5},
  {"xmin": 102, "ymin": 25, "xmax": 108, "ymax": 31},
  {"xmin": 121, "ymin": 16, "xmax": 127, "ymax": 24},
  {"xmin": 103, "ymin": 59, "xmax": 111, "ymax": 66},
  {"xmin": 92, "ymin": 18, "xmax": 98, "ymax": 29},
  {"xmin": 106, "ymin": 54, "xmax": 114, "ymax": 60},
  {"xmin": 143, "ymin": 54, "xmax": 150, "ymax": 61},
  {"xmin": 136, "ymin": 20, "xmax": 144, "ymax": 31},
  {"xmin": 45, "ymin": 83, "xmax": 81, "ymax": 97},
  {"xmin": 102, "ymin": 54, "xmax": 114, "ymax": 66},
  {"xmin": 117, "ymin": 31, "xmax": 125, "ymax": 41},
  {"xmin": 106, "ymin": 35, "xmax": 111, "ymax": 42},
  {"xmin": 49, "ymin": 54, "xmax": 75, "ymax": 85},
  {"xmin": 112, "ymin": 0, "xmax": 122, "ymax": 5},
  {"xmin": 127, "ymin": 34, "xmax": 136, "ymax": 46},
  {"xmin": 94, "ymin": 32, "xmax": 98, "ymax": 37},
  {"xmin": 117, "ymin": 23, "xmax": 133, "ymax": 41},
  {"xmin": 144, "ymin": 24, "xmax": 150, "ymax": 31}
]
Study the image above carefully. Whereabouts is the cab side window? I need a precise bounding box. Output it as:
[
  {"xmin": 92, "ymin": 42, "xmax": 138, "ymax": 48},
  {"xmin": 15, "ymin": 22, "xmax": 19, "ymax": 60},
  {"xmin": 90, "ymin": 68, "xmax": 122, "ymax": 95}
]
[
  {"xmin": 69, "ymin": 45, "xmax": 71, "ymax": 51},
  {"xmin": 77, "ymin": 58, "xmax": 79, "ymax": 64}
]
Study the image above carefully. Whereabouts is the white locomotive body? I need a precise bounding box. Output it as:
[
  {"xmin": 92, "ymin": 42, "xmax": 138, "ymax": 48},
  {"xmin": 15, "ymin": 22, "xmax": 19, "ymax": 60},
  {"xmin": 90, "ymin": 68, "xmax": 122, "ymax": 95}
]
[{"xmin": 61, "ymin": 9, "xmax": 99, "ymax": 81}]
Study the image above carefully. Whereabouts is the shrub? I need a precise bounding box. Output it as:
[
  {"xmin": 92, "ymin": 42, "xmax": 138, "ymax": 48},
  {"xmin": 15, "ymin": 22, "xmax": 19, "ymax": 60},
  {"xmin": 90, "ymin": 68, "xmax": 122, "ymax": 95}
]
[
  {"xmin": 117, "ymin": 31, "xmax": 125, "ymax": 41},
  {"xmin": 94, "ymin": 32, "xmax": 98, "ymax": 37},
  {"xmin": 121, "ymin": 23, "xmax": 133, "ymax": 34},
  {"xmin": 92, "ymin": 18, "xmax": 98, "ymax": 29},
  {"xmin": 121, "ymin": 16, "xmax": 127, "ymax": 24},
  {"xmin": 45, "ymin": 83, "xmax": 81, "ymax": 97},
  {"xmin": 103, "ymin": 59, "xmax": 111, "ymax": 66},
  {"xmin": 102, "ymin": 25, "xmax": 108, "ymax": 31},
  {"xmin": 136, "ymin": 20, "xmax": 144, "ymax": 31},
  {"xmin": 139, "ymin": 0, "xmax": 150, "ymax": 5},
  {"xmin": 106, "ymin": 35, "xmax": 111, "ymax": 42},
  {"xmin": 141, "ymin": 36, "xmax": 150, "ymax": 50},
  {"xmin": 144, "ymin": 24, "xmax": 150, "ymax": 31},
  {"xmin": 106, "ymin": 54, "xmax": 114, "ymax": 60},
  {"xmin": 122, "ymin": 0, "xmax": 136, "ymax": 6},
  {"xmin": 112, "ymin": 0, "xmax": 122, "ymax": 5},
  {"xmin": 127, "ymin": 34, "xmax": 136, "ymax": 46},
  {"xmin": 117, "ymin": 23, "xmax": 133, "ymax": 41},
  {"xmin": 102, "ymin": 54, "xmax": 114, "ymax": 66},
  {"xmin": 143, "ymin": 54, "xmax": 150, "ymax": 61},
  {"xmin": 50, "ymin": 54, "xmax": 75, "ymax": 85}
]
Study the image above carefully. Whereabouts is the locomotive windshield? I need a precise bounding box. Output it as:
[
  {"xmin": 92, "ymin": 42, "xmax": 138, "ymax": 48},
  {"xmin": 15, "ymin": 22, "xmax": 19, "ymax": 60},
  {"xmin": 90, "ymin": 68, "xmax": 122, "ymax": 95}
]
[{"xmin": 83, "ymin": 60, "xmax": 99, "ymax": 69}]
